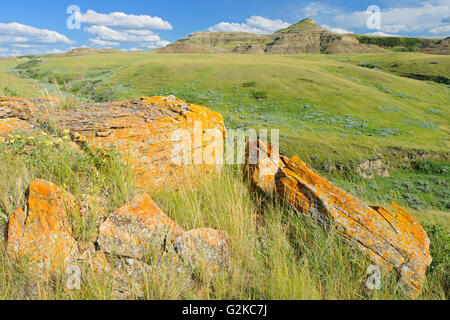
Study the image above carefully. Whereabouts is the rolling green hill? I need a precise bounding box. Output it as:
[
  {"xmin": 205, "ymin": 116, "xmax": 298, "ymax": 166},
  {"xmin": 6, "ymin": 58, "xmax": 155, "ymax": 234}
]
[{"xmin": 1, "ymin": 51, "xmax": 449, "ymax": 211}]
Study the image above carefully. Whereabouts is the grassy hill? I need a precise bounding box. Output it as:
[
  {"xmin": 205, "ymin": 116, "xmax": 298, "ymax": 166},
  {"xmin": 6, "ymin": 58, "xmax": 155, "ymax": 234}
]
[{"xmin": 1, "ymin": 51, "xmax": 449, "ymax": 212}]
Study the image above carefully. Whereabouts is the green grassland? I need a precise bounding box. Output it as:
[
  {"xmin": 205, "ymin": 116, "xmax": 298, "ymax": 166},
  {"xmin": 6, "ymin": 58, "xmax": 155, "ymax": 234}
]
[
  {"xmin": 0, "ymin": 50, "xmax": 448, "ymax": 300},
  {"xmin": 1, "ymin": 51, "xmax": 449, "ymax": 212}
]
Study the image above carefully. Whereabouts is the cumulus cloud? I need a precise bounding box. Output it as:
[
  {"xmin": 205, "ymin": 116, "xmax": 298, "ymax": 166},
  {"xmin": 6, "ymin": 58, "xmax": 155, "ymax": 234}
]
[
  {"xmin": 321, "ymin": 24, "xmax": 353, "ymax": 34},
  {"xmin": 208, "ymin": 16, "xmax": 290, "ymax": 34},
  {"xmin": 0, "ymin": 22, "xmax": 74, "ymax": 56},
  {"xmin": 85, "ymin": 25, "xmax": 169, "ymax": 49},
  {"xmin": 77, "ymin": 10, "xmax": 173, "ymax": 30},
  {"xmin": 0, "ymin": 22, "xmax": 73, "ymax": 44},
  {"xmin": 333, "ymin": 0, "xmax": 450, "ymax": 37},
  {"xmin": 79, "ymin": 10, "xmax": 172, "ymax": 50},
  {"xmin": 442, "ymin": 16, "xmax": 450, "ymax": 23}
]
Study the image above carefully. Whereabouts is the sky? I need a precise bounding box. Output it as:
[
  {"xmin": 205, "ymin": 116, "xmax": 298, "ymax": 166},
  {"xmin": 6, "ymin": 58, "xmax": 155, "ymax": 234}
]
[{"xmin": 0, "ymin": 0, "xmax": 449, "ymax": 56}]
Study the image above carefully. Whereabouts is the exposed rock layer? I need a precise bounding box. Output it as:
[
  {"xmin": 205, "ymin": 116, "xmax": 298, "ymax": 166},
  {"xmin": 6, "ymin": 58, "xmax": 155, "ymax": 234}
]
[
  {"xmin": 244, "ymin": 140, "xmax": 432, "ymax": 298},
  {"xmin": 159, "ymin": 18, "xmax": 385, "ymax": 55}
]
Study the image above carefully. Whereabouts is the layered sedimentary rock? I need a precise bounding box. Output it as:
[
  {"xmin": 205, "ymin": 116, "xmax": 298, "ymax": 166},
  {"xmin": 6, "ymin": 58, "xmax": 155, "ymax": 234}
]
[
  {"xmin": 0, "ymin": 95, "xmax": 226, "ymax": 190},
  {"xmin": 159, "ymin": 18, "xmax": 385, "ymax": 55},
  {"xmin": 244, "ymin": 140, "xmax": 431, "ymax": 298}
]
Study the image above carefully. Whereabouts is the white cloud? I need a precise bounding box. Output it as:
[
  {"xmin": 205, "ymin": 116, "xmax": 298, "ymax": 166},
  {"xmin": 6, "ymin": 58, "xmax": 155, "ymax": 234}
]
[
  {"xmin": 333, "ymin": 0, "xmax": 450, "ymax": 36},
  {"xmin": 0, "ymin": 22, "xmax": 73, "ymax": 44},
  {"xmin": 79, "ymin": 10, "xmax": 172, "ymax": 50},
  {"xmin": 85, "ymin": 26, "xmax": 161, "ymax": 42},
  {"xmin": 85, "ymin": 25, "xmax": 169, "ymax": 49},
  {"xmin": 89, "ymin": 39, "xmax": 120, "ymax": 47},
  {"xmin": 301, "ymin": 2, "xmax": 337, "ymax": 17},
  {"xmin": 208, "ymin": 16, "xmax": 290, "ymax": 34},
  {"xmin": 365, "ymin": 32, "xmax": 401, "ymax": 37},
  {"xmin": 321, "ymin": 24, "xmax": 353, "ymax": 34},
  {"xmin": 430, "ymin": 25, "xmax": 450, "ymax": 34},
  {"xmin": 77, "ymin": 10, "xmax": 173, "ymax": 30},
  {"xmin": 0, "ymin": 22, "xmax": 74, "ymax": 56}
]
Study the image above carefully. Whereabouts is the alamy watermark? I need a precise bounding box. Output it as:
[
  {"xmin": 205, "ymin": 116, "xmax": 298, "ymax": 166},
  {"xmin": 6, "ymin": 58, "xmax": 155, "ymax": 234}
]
[
  {"xmin": 367, "ymin": 5, "xmax": 382, "ymax": 30},
  {"xmin": 66, "ymin": 5, "xmax": 81, "ymax": 30},
  {"xmin": 170, "ymin": 121, "xmax": 280, "ymax": 177}
]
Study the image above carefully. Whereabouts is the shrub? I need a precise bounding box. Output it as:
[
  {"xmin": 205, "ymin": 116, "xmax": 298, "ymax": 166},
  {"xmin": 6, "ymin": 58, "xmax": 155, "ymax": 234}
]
[
  {"xmin": 412, "ymin": 160, "xmax": 448, "ymax": 175},
  {"xmin": 242, "ymin": 81, "xmax": 257, "ymax": 88}
]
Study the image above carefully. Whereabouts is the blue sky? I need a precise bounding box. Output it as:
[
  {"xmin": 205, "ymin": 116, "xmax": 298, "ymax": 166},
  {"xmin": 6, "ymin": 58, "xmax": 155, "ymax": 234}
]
[{"xmin": 0, "ymin": 0, "xmax": 449, "ymax": 55}]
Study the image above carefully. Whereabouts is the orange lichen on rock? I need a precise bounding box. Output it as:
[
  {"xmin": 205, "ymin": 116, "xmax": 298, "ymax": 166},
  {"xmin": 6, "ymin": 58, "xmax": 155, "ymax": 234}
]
[
  {"xmin": 98, "ymin": 194, "xmax": 185, "ymax": 259},
  {"xmin": 0, "ymin": 117, "xmax": 34, "ymax": 135},
  {"xmin": 83, "ymin": 96, "xmax": 226, "ymax": 190},
  {"xmin": 244, "ymin": 140, "xmax": 431, "ymax": 298},
  {"xmin": 243, "ymin": 139, "xmax": 289, "ymax": 194},
  {"xmin": 7, "ymin": 180, "xmax": 80, "ymax": 270},
  {"xmin": 0, "ymin": 95, "xmax": 226, "ymax": 190}
]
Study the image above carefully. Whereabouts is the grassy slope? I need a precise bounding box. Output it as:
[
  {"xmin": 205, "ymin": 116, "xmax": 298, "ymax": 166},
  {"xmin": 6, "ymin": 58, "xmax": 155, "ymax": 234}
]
[
  {"xmin": 332, "ymin": 52, "xmax": 450, "ymax": 83},
  {"xmin": 0, "ymin": 59, "xmax": 40, "ymax": 97},
  {"xmin": 6, "ymin": 52, "xmax": 448, "ymax": 159},
  {"xmin": 0, "ymin": 51, "xmax": 449, "ymax": 211}
]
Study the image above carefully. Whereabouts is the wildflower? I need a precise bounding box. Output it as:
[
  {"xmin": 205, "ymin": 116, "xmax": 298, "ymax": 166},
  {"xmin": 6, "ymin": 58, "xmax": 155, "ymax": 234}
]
[
  {"xmin": 45, "ymin": 140, "xmax": 54, "ymax": 147},
  {"xmin": 54, "ymin": 138, "xmax": 63, "ymax": 145},
  {"xmin": 63, "ymin": 135, "xmax": 70, "ymax": 141},
  {"xmin": 40, "ymin": 132, "xmax": 47, "ymax": 137},
  {"xmin": 62, "ymin": 129, "xmax": 70, "ymax": 135},
  {"xmin": 14, "ymin": 135, "xmax": 21, "ymax": 139},
  {"xmin": 0, "ymin": 137, "xmax": 5, "ymax": 143},
  {"xmin": 7, "ymin": 134, "xmax": 13, "ymax": 138},
  {"xmin": 10, "ymin": 139, "xmax": 15, "ymax": 144},
  {"xmin": 27, "ymin": 136, "xmax": 35, "ymax": 141}
]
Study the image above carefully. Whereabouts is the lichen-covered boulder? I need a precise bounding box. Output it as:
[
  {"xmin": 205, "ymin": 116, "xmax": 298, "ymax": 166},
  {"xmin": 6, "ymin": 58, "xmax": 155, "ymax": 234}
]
[
  {"xmin": 7, "ymin": 180, "xmax": 80, "ymax": 270},
  {"xmin": 245, "ymin": 140, "xmax": 431, "ymax": 298},
  {"xmin": 0, "ymin": 96, "xmax": 226, "ymax": 191},
  {"xmin": 98, "ymin": 194, "xmax": 185, "ymax": 259},
  {"xmin": 172, "ymin": 228, "xmax": 232, "ymax": 278}
]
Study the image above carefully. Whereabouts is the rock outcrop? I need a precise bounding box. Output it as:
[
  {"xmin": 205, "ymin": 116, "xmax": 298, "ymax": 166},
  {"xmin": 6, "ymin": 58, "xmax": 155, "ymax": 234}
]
[
  {"xmin": 0, "ymin": 95, "xmax": 226, "ymax": 190},
  {"xmin": 7, "ymin": 180, "xmax": 80, "ymax": 270},
  {"xmin": 159, "ymin": 18, "xmax": 385, "ymax": 55},
  {"xmin": 244, "ymin": 140, "xmax": 431, "ymax": 298},
  {"xmin": 6, "ymin": 180, "xmax": 231, "ymax": 293},
  {"xmin": 98, "ymin": 194, "xmax": 185, "ymax": 259}
]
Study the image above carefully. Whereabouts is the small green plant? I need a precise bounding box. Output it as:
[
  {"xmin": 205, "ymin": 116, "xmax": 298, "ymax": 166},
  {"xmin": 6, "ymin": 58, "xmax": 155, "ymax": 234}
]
[
  {"xmin": 242, "ymin": 81, "xmax": 257, "ymax": 88},
  {"xmin": 252, "ymin": 90, "xmax": 268, "ymax": 100}
]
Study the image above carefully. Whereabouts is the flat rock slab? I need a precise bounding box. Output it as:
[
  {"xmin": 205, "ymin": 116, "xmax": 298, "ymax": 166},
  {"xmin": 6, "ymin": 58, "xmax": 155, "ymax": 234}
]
[{"xmin": 0, "ymin": 96, "xmax": 226, "ymax": 190}]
